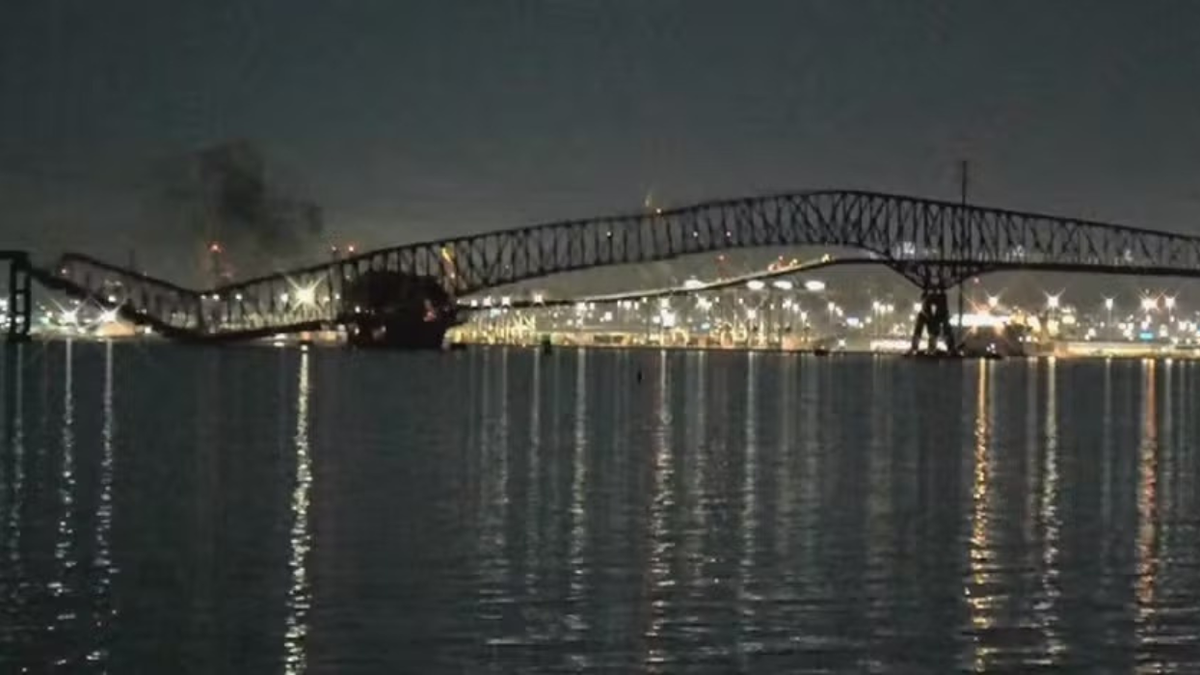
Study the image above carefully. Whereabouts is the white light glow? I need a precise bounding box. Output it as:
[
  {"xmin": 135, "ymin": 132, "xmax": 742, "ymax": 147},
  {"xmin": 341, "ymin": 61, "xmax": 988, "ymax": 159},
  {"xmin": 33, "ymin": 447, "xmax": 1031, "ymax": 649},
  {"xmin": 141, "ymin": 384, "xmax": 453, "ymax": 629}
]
[{"xmin": 295, "ymin": 286, "xmax": 316, "ymax": 306}]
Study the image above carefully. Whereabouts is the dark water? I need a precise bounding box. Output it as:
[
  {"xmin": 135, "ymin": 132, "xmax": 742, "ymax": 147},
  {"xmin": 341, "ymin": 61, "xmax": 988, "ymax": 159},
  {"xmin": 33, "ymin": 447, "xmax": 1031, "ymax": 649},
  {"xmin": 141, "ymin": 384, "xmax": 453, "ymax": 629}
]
[{"xmin": 2, "ymin": 342, "xmax": 1199, "ymax": 673}]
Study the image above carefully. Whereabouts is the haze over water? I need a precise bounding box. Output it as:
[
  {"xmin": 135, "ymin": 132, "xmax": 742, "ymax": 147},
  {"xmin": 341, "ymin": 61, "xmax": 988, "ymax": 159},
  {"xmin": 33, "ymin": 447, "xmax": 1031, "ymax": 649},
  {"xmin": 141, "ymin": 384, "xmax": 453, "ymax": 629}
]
[{"xmin": 1, "ymin": 343, "xmax": 1198, "ymax": 673}]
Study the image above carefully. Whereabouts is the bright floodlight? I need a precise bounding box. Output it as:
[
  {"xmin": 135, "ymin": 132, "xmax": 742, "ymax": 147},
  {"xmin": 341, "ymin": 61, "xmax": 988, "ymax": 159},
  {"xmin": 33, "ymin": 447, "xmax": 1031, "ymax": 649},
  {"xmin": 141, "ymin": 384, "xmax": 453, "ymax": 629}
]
[
  {"xmin": 1046, "ymin": 294, "xmax": 1060, "ymax": 309},
  {"xmin": 987, "ymin": 295, "xmax": 999, "ymax": 308},
  {"xmin": 746, "ymin": 280, "xmax": 766, "ymax": 291},
  {"xmin": 772, "ymin": 280, "xmax": 793, "ymax": 291},
  {"xmin": 99, "ymin": 308, "xmax": 119, "ymax": 324},
  {"xmin": 683, "ymin": 278, "xmax": 704, "ymax": 290},
  {"xmin": 1166, "ymin": 296, "xmax": 1177, "ymax": 310},
  {"xmin": 1104, "ymin": 297, "xmax": 1114, "ymax": 310},
  {"xmin": 295, "ymin": 285, "xmax": 316, "ymax": 306},
  {"xmin": 62, "ymin": 309, "xmax": 78, "ymax": 325},
  {"xmin": 1141, "ymin": 297, "xmax": 1157, "ymax": 312},
  {"xmin": 804, "ymin": 280, "xmax": 826, "ymax": 292}
]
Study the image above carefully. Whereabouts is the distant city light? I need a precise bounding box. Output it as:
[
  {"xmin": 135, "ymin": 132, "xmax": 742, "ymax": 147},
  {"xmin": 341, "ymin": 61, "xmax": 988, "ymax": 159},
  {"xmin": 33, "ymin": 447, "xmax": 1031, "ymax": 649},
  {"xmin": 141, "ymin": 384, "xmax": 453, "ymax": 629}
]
[
  {"xmin": 772, "ymin": 280, "xmax": 794, "ymax": 290},
  {"xmin": 803, "ymin": 280, "xmax": 826, "ymax": 292},
  {"xmin": 746, "ymin": 280, "xmax": 766, "ymax": 291},
  {"xmin": 683, "ymin": 278, "xmax": 704, "ymax": 290}
]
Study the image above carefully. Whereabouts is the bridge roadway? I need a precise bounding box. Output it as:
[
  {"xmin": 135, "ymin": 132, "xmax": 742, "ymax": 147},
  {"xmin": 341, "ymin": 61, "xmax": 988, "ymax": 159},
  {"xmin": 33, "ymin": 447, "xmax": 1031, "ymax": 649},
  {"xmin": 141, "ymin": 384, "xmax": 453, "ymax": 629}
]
[{"xmin": 9, "ymin": 189, "xmax": 1200, "ymax": 349}]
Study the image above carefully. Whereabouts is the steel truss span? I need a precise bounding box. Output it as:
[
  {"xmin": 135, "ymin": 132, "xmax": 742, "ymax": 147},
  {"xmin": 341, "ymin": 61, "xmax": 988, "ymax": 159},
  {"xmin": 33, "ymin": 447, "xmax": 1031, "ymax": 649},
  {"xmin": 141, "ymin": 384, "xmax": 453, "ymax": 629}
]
[{"xmin": 41, "ymin": 189, "xmax": 1200, "ymax": 341}]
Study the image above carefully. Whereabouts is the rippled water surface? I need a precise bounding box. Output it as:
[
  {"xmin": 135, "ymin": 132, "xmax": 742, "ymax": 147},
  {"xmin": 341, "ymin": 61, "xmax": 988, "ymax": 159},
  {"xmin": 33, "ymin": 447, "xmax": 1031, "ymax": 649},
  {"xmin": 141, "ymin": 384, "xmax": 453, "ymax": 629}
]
[{"xmin": 2, "ymin": 342, "xmax": 1200, "ymax": 673}]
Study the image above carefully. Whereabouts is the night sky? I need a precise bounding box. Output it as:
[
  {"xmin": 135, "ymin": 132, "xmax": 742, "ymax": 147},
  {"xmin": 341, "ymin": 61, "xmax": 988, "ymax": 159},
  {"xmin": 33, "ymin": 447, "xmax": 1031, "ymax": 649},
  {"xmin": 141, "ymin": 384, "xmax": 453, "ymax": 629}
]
[{"xmin": 3, "ymin": 1, "xmax": 1200, "ymax": 282}]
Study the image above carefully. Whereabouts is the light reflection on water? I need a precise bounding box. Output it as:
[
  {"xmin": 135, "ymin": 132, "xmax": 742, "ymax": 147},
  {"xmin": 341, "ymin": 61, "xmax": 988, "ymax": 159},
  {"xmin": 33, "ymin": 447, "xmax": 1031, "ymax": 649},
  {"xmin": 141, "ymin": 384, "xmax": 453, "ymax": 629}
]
[
  {"xmin": 283, "ymin": 349, "xmax": 312, "ymax": 674},
  {"xmin": 2, "ymin": 343, "xmax": 1200, "ymax": 672}
]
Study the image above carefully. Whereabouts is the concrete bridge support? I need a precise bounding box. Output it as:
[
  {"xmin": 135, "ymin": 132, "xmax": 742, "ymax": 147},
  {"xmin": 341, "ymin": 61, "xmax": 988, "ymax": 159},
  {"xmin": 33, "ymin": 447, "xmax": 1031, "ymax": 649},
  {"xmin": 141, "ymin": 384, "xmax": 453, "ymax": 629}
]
[
  {"xmin": 893, "ymin": 261, "xmax": 991, "ymax": 355},
  {"xmin": 910, "ymin": 289, "xmax": 956, "ymax": 353}
]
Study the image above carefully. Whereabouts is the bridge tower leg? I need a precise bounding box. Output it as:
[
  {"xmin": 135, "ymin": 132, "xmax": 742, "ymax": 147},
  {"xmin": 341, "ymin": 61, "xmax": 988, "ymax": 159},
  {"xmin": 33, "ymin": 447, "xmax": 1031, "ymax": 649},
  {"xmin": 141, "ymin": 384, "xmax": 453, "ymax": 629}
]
[
  {"xmin": 897, "ymin": 262, "xmax": 989, "ymax": 356},
  {"xmin": 910, "ymin": 288, "xmax": 956, "ymax": 354},
  {"xmin": 6, "ymin": 254, "xmax": 32, "ymax": 343}
]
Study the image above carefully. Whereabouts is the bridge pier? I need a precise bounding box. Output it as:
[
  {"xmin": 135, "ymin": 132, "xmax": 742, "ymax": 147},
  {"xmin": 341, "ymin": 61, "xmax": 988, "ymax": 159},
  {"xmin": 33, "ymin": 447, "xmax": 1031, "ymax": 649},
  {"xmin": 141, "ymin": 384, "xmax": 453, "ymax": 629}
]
[
  {"xmin": 910, "ymin": 289, "xmax": 956, "ymax": 354},
  {"xmin": 5, "ymin": 254, "xmax": 31, "ymax": 343},
  {"xmin": 894, "ymin": 262, "xmax": 991, "ymax": 356}
]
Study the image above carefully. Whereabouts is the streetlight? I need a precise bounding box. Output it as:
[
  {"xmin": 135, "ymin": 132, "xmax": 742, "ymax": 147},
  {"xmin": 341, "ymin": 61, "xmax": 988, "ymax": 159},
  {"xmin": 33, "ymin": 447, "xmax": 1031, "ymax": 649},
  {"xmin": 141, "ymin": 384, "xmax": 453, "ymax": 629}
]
[
  {"xmin": 1141, "ymin": 296, "xmax": 1157, "ymax": 313},
  {"xmin": 1046, "ymin": 293, "xmax": 1060, "ymax": 310},
  {"xmin": 1104, "ymin": 297, "xmax": 1114, "ymax": 331},
  {"xmin": 987, "ymin": 294, "xmax": 999, "ymax": 310}
]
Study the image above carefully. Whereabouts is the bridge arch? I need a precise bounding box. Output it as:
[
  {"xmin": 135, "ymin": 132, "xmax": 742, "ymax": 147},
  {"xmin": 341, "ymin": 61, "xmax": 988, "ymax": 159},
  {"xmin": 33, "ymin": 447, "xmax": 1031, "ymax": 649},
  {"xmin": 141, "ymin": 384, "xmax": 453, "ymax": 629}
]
[
  {"xmin": 360, "ymin": 189, "xmax": 1200, "ymax": 296},
  {"xmin": 40, "ymin": 189, "xmax": 1200, "ymax": 345}
]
